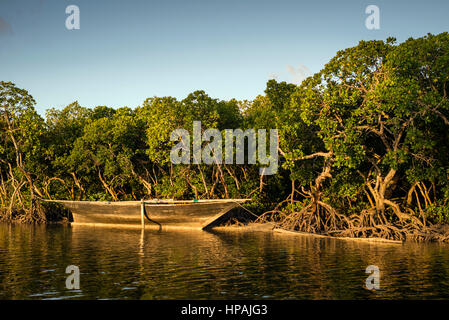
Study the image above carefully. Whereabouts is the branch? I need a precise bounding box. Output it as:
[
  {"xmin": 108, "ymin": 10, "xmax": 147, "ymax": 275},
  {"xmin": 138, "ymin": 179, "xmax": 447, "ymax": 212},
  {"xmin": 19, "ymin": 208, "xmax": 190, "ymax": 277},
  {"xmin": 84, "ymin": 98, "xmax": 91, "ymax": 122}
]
[{"xmin": 278, "ymin": 147, "xmax": 332, "ymax": 161}]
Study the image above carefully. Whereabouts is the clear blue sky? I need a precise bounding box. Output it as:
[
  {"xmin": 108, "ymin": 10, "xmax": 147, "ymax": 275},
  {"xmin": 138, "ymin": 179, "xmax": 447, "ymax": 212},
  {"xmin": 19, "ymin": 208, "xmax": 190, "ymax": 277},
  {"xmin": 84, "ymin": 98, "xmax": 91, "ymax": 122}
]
[{"xmin": 1, "ymin": 0, "xmax": 449, "ymax": 114}]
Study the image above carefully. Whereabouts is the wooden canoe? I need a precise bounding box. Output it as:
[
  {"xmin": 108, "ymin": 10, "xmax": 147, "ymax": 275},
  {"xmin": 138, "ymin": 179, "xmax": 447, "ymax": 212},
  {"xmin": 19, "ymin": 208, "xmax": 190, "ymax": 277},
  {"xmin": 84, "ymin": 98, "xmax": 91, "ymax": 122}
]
[{"xmin": 45, "ymin": 199, "xmax": 250, "ymax": 230}]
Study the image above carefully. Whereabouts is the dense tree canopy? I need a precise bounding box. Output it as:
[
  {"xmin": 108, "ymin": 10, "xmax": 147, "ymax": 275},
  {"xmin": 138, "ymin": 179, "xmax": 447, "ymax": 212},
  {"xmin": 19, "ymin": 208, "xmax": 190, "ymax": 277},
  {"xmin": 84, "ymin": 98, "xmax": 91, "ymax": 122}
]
[{"xmin": 1, "ymin": 33, "xmax": 449, "ymax": 240}]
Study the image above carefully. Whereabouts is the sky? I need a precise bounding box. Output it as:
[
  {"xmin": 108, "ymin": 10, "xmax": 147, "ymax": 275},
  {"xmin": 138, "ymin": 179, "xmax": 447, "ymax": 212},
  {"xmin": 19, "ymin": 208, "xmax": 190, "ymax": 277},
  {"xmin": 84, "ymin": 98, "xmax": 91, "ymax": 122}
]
[{"xmin": 1, "ymin": 0, "xmax": 449, "ymax": 115}]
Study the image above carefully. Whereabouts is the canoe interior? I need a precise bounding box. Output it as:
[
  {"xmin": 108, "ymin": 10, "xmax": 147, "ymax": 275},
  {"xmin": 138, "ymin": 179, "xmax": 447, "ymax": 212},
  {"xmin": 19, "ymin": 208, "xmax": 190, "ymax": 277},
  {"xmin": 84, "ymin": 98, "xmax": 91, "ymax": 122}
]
[{"xmin": 52, "ymin": 200, "xmax": 248, "ymax": 229}]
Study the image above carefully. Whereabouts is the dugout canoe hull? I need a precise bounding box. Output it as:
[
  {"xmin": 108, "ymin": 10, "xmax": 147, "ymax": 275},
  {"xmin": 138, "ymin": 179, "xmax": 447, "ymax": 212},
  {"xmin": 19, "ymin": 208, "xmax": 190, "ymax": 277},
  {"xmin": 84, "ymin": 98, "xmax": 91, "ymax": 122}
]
[{"xmin": 48, "ymin": 199, "xmax": 249, "ymax": 230}]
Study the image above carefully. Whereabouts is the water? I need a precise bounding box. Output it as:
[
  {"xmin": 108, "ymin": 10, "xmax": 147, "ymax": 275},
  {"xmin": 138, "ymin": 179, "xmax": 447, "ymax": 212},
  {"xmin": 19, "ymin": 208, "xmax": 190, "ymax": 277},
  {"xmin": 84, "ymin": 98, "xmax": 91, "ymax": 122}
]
[{"xmin": 1, "ymin": 223, "xmax": 449, "ymax": 299}]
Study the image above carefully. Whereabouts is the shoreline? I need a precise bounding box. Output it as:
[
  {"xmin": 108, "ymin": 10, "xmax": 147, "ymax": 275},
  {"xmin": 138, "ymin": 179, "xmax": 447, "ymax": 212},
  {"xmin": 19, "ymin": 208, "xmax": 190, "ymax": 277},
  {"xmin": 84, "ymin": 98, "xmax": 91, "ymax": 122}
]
[
  {"xmin": 1, "ymin": 205, "xmax": 448, "ymax": 244},
  {"xmin": 0, "ymin": 217, "xmax": 409, "ymax": 244}
]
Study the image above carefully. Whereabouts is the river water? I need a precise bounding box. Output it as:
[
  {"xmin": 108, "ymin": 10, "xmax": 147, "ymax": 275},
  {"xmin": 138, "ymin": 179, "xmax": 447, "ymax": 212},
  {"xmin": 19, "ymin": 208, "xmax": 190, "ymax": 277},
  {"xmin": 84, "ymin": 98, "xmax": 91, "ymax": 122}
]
[{"xmin": 1, "ymin": 223, "xmax": 449, "ymax": 299}]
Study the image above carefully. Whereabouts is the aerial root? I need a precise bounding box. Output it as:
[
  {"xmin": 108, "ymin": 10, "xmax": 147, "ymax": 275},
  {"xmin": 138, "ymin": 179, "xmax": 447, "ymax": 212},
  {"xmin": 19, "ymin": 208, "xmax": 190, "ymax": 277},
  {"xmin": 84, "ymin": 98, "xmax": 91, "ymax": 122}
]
[{"xmin": 259, "ymin": 200, "xmax": 449, "ymax": 242}]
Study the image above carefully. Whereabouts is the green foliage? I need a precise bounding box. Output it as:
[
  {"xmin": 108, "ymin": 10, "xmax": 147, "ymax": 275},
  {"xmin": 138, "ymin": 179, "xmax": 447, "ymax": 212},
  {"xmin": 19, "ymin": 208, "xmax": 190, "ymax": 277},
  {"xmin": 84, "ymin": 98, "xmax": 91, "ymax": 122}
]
[
  {"xmin": 425, "ymin": 203, "xmax": 449, "ymax": 224},
  {"xmin": 2, "ymin": 33, "xmax": 449, "ymax": 228}
]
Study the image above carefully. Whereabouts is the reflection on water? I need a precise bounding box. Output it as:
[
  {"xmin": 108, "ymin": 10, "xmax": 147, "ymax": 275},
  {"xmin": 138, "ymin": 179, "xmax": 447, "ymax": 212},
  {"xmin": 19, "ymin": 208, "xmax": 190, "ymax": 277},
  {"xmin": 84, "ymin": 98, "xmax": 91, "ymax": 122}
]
[{"xmin": 1, "ymin": 223, "xmax": 449, "ymax": 299}]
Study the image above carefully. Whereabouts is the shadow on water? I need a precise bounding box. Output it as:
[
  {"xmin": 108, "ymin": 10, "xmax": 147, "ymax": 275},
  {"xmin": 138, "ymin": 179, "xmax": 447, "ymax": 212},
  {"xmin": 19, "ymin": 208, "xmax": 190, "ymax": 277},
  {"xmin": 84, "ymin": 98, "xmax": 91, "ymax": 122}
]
[{"xmin": 1, "ymin": 223, "xmax": 449, "ymax": 299}]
